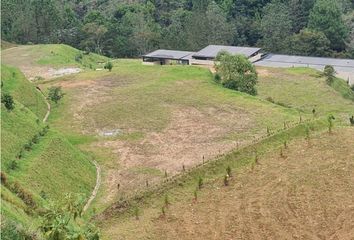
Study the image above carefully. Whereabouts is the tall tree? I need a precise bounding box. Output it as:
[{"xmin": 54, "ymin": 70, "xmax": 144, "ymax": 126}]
[
  {"xmin": 205, "ymin": 1, "xmax": 233, "ymax": 45},
  {"xmin": 161, "ymin": 9, "xmax": 190, "ymax": 50},
  {"xmin": 260, "ymin": 1, "xmax": 293, "ymax": 52},
  {"xmin": 288, "ymin": 29, "xmax": 330, "ymax": 57},
  {"xmin": 308, "ymin": 0, "xmax": 348, "ymax": 51}
]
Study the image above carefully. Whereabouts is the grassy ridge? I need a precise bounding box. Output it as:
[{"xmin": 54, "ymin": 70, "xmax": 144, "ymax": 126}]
[
  {"xmin": 1, "ymin": 64, "xmax": 48, "ymax": 119},
  {"xmin": 1, "ymin": 44, "xmax": 109, "ymax": 70}
]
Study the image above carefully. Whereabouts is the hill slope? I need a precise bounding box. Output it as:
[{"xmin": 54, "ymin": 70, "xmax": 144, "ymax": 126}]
[
  {"xmin": 1, "ymin": 65, "xmax": 96, "ymax": 237},
  {"xmin": 1, "ymin": 44, "xmax": 108, "ymax": 80}
]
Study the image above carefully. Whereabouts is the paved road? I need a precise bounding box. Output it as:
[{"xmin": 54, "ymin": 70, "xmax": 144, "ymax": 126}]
[{"xmin": 255, "ymin": 54, "xmax": 354, "ymax": 85}]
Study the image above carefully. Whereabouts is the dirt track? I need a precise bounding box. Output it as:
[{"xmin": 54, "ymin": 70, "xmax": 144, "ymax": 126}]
[{"xmin": 150, "ymin": 128, "xmax": 354, "ymax": 240}]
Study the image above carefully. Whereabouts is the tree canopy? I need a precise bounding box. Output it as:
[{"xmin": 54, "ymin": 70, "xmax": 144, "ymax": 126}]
[
  {"xmin": 215, "ymin": 51, "xmax": 258, "ymax": 96},
  {"xmin": 1, "ymin": 0, "xmax": 353, "ymax": 58}
]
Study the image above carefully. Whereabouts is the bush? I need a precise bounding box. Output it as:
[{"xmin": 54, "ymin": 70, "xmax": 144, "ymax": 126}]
[
  {"xmin": 323, "ymin": 65, "xmax": 335, "ymax": 85},
  {"xmin": 1, "ymin": 219, "xmax": 38, "ymax": 240},
  {"xmin": 48, "ymin": 86, "xmax": 65, "ymax": 104},
  {"xmin": 104, "ymin": 61, "xmax": 113, "ymax": 71},
  {"xmin": 1, "ymin": 93, "xmax": 15, "ymax": 110},
  {"xmin": 350, "ymin": 116, "xmax": 354, "ymax": 126},
  {"xmin": 215, "ymin": 52, "xmax": 257, "ymax": 95}
]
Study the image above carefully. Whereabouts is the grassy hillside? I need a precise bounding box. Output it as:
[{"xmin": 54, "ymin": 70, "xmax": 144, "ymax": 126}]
[
  {"xmin": 1, "ymin": 44, "xmax": 109, "ymax": 80},
  {"xmin": 1, "ymin": 65, "xmax": 96, "ymax": 237},
  {"xmin": 1, "ymin": 64, "xmax": 48, "ymax": 119},
  {"xmin": 257, "ymin": 67, "xmax": 354, "ymax": 121},
  {"xmin": 99, "ymin": 126, "xmax": 354, "ymax": 239},
  {"xmin": 40, "ymin": 59, "xmax": 304, "ymax": 213}
]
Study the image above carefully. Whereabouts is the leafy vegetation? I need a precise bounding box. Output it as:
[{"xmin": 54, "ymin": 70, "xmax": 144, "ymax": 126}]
[
  {"xmin": 215, "ymin": 52, "xmax": 258, "ymax": 95},
  {"xmin": 48, "ymin": 86, "xmax": 65, "ymax": 104},
  {"xmin": 1, "ymin": 0, "xmax": 353, "ymax": 58}
]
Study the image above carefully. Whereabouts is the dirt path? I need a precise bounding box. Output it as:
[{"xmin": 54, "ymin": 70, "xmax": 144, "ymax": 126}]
[
  {"xmin": 36, "ymin": 82, "xmax": 101, "ymax": 214},
  {"xmin": 83, "ymin": 160, "xmax": 101, "ymax": 213},
  {"xmin": 35, "ymin": 87, "xmax": 51, "ymax": 123}
]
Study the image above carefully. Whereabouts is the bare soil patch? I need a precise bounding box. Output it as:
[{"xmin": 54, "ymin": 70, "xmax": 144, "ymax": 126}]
[
  {"xmin": 152, "ymin": 128, "xmax": 354, "ymax": 240},
  {"xmin": 96, "ymin": 106, "xmax": 253, "ymax": 205}
]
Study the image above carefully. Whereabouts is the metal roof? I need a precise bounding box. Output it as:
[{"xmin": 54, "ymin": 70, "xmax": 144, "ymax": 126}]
[
  {"xmin": 257, "ymin": 54, "xmax": 354, "ymax": 68},
  {"xmin": 193, "ymin": 45, "xmax": 261, "ymax": 58},
  {"xmin": 143, "ymin": 49, "xmax": 196, "ymax": 60}
]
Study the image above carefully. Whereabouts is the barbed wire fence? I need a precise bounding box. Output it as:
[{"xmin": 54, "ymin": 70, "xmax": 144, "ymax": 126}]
[{"xmin": 100, "ymin": 116, "xmax": 316, "ymax": 216}]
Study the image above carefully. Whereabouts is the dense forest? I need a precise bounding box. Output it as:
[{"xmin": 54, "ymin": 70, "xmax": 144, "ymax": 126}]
[{"xmin": 2, "ymin": 0, "xmax": 354, "ymax": 58}]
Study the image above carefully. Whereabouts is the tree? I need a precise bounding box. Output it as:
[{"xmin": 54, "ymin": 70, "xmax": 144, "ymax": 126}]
[
  {"xmin": 161, "ymin": 9, "xmax": 190, "ymax": 50},
  {"xmin": 205, "ymin": 1, "xmax": 233, "ymax": 45},
  {"xmin": 215, "ymin": 51, "xmax": 258, "ymax": 95},
  {"xmin": 1, "ymin": 93, "xmax": 15, "ymax": 110},
  {"xmin": 323, "ymin": 65, "xmax": 335, "ymax": 85},
  {"xmin": 288, "ymin": 29, "xmax": 330, "ymax": 57},
  {"xmin": 308, "ymin": 0, "xmax": 348, "ymax": 51},
  {"xmin": 48, "ymin": 86, "xmax": 65, "ymax": 104},
  {"xmin": 260, "ymin": 1, "xmax": 293, "ymax": 52}
]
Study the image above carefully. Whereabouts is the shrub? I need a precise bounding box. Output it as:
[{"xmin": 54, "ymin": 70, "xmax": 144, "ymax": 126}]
[
  {"xmin": 1, "ymin": 93, "xmax": 15, "ymax": 110},
  {"xmin": 48, "ymin": 86, "xmax": 65, "ymax": 104},
  {"xmin": 215, "ymin": 52, "xmax": 258, "ymax": 95},
  {"xmin": 1, "ymin": 219, "xmax": 37, "ymax": 240},
  {"xmin": 350, "ymin": 116, "xmax": 354, "ymax": 126},
  {"xmin": 323, "ymin": 65, "xmax": 335, "ymax": 85},
  {"xmin": 198, "ymin": 176, "xmax": 203, "ymax": 189},
  {"xmin": 104, "ymin": 61, "xmax": 113, "ymax": 71},
  {"xmin": 350, "ymin": 84, "xmax": 354, "ymax": 92}
]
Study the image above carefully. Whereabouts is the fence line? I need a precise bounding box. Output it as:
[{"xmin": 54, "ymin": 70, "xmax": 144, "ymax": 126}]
[{"xmin": 101, "ymin": 117, "xmax": 315, "ymax": 216}]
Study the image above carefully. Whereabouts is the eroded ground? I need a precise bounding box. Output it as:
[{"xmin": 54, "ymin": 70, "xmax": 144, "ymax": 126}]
[{"xmin": 102, "ymin": 128, "xmax": 354, "ymax": 240}]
